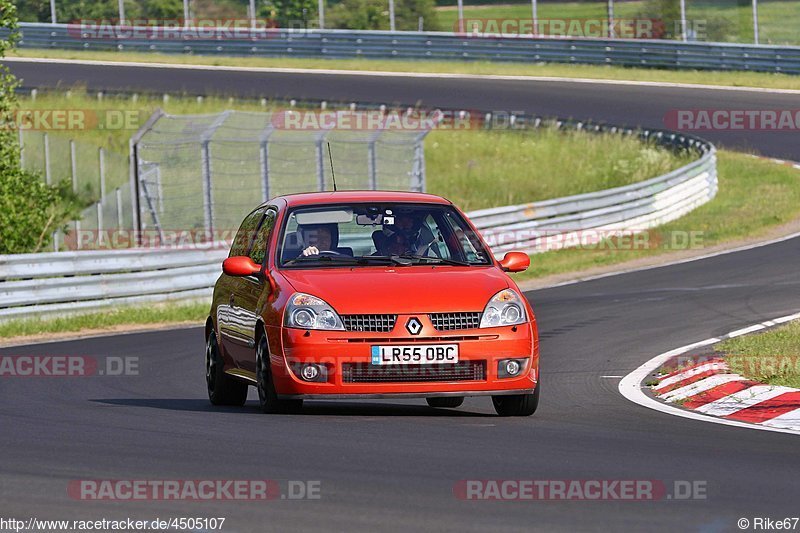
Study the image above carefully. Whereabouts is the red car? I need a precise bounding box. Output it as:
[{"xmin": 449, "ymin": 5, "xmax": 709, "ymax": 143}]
[{"xmin": 205, "ymin": 191, "xmax": 539, "ymax": 416}]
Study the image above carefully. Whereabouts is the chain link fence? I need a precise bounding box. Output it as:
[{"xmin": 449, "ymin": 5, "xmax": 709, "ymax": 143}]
[{"xmin": 133, "ymin": 109, "xmax": 432, "ymax": 241}]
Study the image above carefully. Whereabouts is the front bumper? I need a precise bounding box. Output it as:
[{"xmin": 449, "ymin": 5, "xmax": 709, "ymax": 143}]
[{"xmin": 267, "ymin": 320, "xmax": 539, "ymax": 397}]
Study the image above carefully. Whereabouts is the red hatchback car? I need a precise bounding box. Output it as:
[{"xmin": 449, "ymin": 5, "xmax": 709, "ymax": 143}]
[{"xmin": 205, "ymin": 191, "xmax": 540, "ymax": 416}]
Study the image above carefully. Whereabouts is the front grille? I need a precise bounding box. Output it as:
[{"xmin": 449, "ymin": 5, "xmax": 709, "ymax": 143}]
[
  {"xmin": 429, "ymin": 312, "xmax": 482, "ymax": 331},
  {"xmin": 342, "ymin": 361, "xmax": 486, "ymax": 383},
  {"xmin": 341, "ymin": 314, "xmax": 397, "ymax": 333}
]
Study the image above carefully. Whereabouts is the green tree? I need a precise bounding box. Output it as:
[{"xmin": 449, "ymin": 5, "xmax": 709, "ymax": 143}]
[{"xmin": 0, "ymin": 0, "xmax": 80, "ymax": 254}]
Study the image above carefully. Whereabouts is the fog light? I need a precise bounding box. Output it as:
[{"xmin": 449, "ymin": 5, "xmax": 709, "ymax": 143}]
[
  {"xmin": 498, "ymin": 358, "xmax": 527, "ymax": 379},
  {"xmin": 505, "ymin": 360, "xmax": 521, "ymax": 376},
  {"xmin": 301, "ymin": 364, "xmax": 320, "ymax": 381}
]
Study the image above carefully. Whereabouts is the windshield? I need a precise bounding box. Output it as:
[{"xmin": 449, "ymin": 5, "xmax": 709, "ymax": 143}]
[{"xmin": 278, "ymin": 203, "xmax": 492, "ymax": 268}]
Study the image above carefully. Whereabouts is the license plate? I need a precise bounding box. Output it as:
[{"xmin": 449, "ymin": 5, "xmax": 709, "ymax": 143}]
[{"xmin": 371, "ymin": 344, "xmax": 459, "ymax": 365}]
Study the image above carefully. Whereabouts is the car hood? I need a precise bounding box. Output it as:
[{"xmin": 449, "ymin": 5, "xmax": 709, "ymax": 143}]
[{"xmin": 278, "ymin": 266, "xmax": 510, "ymax": 314}]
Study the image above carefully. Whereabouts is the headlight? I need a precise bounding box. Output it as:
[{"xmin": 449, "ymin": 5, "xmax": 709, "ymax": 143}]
[
  {"xmin": 479, "ymin": 289, "xmax": 527, "ymax": 328},
  {"xmin": 284, "ymin": 293, "xmax": 345, "ymax": 330}
]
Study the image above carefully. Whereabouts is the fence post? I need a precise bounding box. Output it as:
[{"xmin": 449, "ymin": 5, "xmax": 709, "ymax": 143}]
[
  {"xmin": 367, "ymin": 141, "xmax": 377, "ymax": 190},
  {"xmin": 315, "ymin": 138, "xmax": 326, "ymax": 191},
  {"xmin": 44, "ymin": 133, "xmax": 52, "ymax": 185},
  {"xmin": 389, "ymin": 0, "xmax": 396, "ymax": 32},
  {"xmin": 752, "ymin": 0, "xmax": 760, "ymax": 44},
  {"xmin": 50, "ymin": 0, "xmax": 57, "ymax": 23},
  {"xmin": 70, "ymin": 140, "xmax": 78, "ymax": 193},
  {"xmin": 75, "ymin": 220, "xmax": 82, "ymax": 250},
  {"xmin": 531, "ymin": 0, "xmax": 538, "ymax": 36},
  {"xmin": 318, "ymin": 0, "xmax": 325, "ymax": 29},
  {"xmin": 115, "ymin": 187, "xmax": 123, "ymax": 229},
  {"xmin": 96, "ymin": 201, "xmax": 104, "ymax": 247},
  {"xmin": 607, "ymin": 0, "xmax": 615, "ymax": 39},
  {"xmin": 680, "ymin": 0, "xmax": 687, "ymax": 41},
  {"xmin": 99, "ymin": 147, "xmax": 106, "ymax": 199},
  {"xmin": 201, "ymin": 141, "xmax": 214, "ymax": 234},
  {"xmin": 259, "ymin": 139, "xmax": 270, "ymax": 202}
]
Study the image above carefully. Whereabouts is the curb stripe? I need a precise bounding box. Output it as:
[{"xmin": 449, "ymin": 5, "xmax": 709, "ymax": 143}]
[
  {"xmin": 695, "ymin": 385, "xmax": 796, "ymax": 417},
  {"xmin": 681, "ymin": 381, "xmax": 758, "ymax": 409},
  {"xmin": 654, "ymin": 360, "xmax": 728, "ymax": 390},
  {"xmin": 725, "ymin": 392, "xmax": 800, "ymax": 424},
  {"xmin": 659, "ymin": 374, "xmax": 745, "ymax": 402}
]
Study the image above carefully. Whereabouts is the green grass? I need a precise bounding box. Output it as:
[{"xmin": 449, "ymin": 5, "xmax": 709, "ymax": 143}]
[
  {"xmin": 425, "ymin": 127, "xmax": 690, "ymax": 211},
  {"xmin": 10, "ymin": 48, "xmax": 800, "ymax": 91},
  {"xmin": 437, "ymin": 0, "xmax": 799, "ymax": 45},
  {"xmin": 511, "ymin": 151, "xmax": 800, "ymax": 280},
  {"xmin": 716, "ymin": 320, "xmax": 800, "ymax": 389},
  {"xmin": 0, "ymin": 302, "xmax": 209, "ymax": 339}
]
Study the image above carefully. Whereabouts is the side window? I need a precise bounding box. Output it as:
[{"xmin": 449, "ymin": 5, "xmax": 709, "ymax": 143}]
[
  {"xmin": 249, "ymin": 208, "xmax": 277, "ymax": 265},
  {"xmin": 230, "ymin": 208, "xmax": 266, "ymax": 257}
]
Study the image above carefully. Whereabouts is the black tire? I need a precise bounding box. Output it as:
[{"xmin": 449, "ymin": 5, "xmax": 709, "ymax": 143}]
[
  {"xmin": 492, "ymin": 382, "xmax": 540, "ymax": 417},
  {"xmin": 426, "ymin": 397, "xmax": 464, "ymax": 408},
  {"xmin": 256, "ymin": 336, "xmax": 303, "ymax": 414},
  {"xmin": 206, "ymin": 330, "xmax": 248, "ymax": 406}
]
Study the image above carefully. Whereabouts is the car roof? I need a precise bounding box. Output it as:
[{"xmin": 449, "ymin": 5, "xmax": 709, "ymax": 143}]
[{"xmin": 269, "ymin": 190, "xmax": 452, "ymax": 208}]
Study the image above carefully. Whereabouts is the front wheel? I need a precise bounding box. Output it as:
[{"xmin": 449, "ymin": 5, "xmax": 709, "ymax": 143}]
[
  {"xmin": 492, "ymin": 383, "xmax": 539, "ymax": 417},
  {"xmin": 206, "ymin": 331, "xmax": 248, "ymax": 406},
  {"xmin": 256, "ymin": 336, "xmax": 303, "ymax": 414},
  {"xmin": 426, "ymin": 397, "xmax": 464, "ymax": 408}
]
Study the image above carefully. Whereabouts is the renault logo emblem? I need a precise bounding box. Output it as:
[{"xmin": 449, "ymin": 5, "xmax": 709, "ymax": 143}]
[{"xmin": 406, "ymin": 317, "xmax": 423, "ymax": 335}]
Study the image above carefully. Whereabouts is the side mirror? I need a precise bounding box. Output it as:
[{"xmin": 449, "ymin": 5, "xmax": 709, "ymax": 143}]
[
  {"xmin": 222, "ymin": 256, "xmax": 261, "ymax": 277},
  {"xmin": 499, "ymin": 251, "xmax": 530, "ymax": 273}
]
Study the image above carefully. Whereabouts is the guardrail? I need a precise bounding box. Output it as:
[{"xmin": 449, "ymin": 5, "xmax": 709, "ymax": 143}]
[
  {"xmin": 0, "ymin": 114, "xmax": 717, "ymax": 322},
  {"xmin": 470, "ymin": 127, "xmax": 716, "ymax": 254},
  {"xmin": 0, "ymin": 247, "xmax": 227, "ymax": 320},
  {"xmin": 7, "ymin": 22, "xmax": 800, "ymax": 75}
]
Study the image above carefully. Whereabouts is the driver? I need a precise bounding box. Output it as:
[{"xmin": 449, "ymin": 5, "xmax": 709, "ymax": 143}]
[
  {"xmin": 381, "ymin": 212, "xmax": 424, "ymax": 255},
  {"xmin": 298, "ymin": 223, "xmax": 337, "ymax": 256}
]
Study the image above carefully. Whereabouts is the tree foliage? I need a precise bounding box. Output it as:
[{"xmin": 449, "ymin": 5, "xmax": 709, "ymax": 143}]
[{"xmin": 0, "ymin": 0, "xmax": 80, "ymax": 254}]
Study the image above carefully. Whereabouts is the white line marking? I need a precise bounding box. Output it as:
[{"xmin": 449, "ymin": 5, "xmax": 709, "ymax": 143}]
[
  {"xmin": 601, "ymin": 375, "xmax": 623, "ymax": 378},
  {"xmin": 695, "ymin": 385, "xmax": 795, "ymax": 417},
  {"xmin": 728, "ymin": 324, "xmax": 766, "ymax": 338},
  {"xmin": 619, "ymin": 311, "xmax": 800, "ymax": 436},
  {"xmin": 659, "ymin": 374, "xmax": 745, "ymax": 402},
  {"xmin": 761, "ymin": 408, "xmax": 800, "ymax": 431},
  {"xmin": 5, "ymin": 56, "xmax": 800, "ymax": 95},
  {"xmin": 654, "ymin": 361, "xmax": 728, "ymax": 391}
]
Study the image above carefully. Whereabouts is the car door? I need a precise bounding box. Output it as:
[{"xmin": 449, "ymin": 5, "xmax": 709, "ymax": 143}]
[
  {"xmin": 218, "ymin": 207, "xmax": 266, "ymax": 367},
  {"xmin": 231, "ymin": 207, "xmax": 278, "ymax": 373}
]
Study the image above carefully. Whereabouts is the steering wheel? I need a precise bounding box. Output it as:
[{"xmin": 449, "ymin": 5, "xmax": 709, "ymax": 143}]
[{"xmin": 317, "ymin": 250, "xmax": 347, "ymax": 257}]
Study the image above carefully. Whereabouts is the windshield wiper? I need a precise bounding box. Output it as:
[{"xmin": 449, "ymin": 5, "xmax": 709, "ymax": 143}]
[
  {"xmin": 283, "ymin": 255, "xmax": 360, "ymax": 266},
  {"xmin": 395, "ymin": 254, "xmax": 472, "ymax": 266}
]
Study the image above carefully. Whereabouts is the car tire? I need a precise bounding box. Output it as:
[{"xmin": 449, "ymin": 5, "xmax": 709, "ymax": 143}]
[
  {"xmin": 492, "ymin": 382, "xmax": 539, "ymax": 417},
  {"xmin": 206, "ymin": 330, "xmax": 248, "ymax": 406},
  {"xmin": 426, "ymin": 397, "xmax": 464, "ymax": 408},
  {"xmin": 256, "ymin": 336, "xmax": 303, "ymax": 414}
]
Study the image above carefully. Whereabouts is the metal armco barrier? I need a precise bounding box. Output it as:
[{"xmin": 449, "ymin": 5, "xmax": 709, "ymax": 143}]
[
  {"xmin": 0, "ymin": 247, "xmax": 227, "ymax": 320},
  {"xmin": 7, "ymin": 22, "xmax": 800, "ymax": 75},
  {"xmin": 0, "ymin": 112, "xmax": 717, "ymax": 322}
]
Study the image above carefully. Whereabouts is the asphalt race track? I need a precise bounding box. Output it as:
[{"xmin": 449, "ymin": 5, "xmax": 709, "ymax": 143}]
[{"xmin": 1, "ymin": 59, "xmax": 800, "ymax": 531}]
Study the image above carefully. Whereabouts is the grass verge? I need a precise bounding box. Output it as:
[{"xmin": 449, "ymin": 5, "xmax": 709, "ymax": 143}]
[
  {"xmin": 9, "ymin": 48, "xmax": 800, "ymax": 91},
  {"xmin": 716, "ymin": 320, "xmax": 800, "ymax": 389},
  {"xmin": 0, "ymin": 302, "xmax": 208, "ymax": 340}
]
